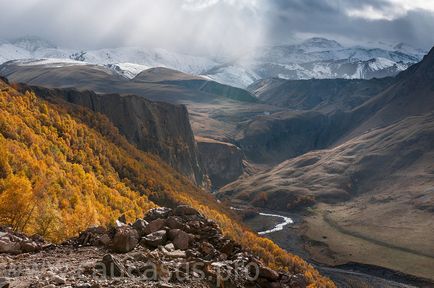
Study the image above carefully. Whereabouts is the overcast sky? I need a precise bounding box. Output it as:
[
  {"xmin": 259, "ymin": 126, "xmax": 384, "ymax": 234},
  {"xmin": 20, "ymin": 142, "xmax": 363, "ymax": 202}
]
[{"xmin": 0, "ymin": 0, "xmax": 433, "ymax": 57}]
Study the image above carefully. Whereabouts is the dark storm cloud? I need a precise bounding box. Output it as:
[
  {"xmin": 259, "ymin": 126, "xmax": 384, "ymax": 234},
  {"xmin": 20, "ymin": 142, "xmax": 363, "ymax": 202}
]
[
  {"xmin": 265, "ymin": 0, "xmax": 434, "ymax": 49},
  {"xmin": 0, "ymin": 0, "xmax": 433, "ymax": 56}
]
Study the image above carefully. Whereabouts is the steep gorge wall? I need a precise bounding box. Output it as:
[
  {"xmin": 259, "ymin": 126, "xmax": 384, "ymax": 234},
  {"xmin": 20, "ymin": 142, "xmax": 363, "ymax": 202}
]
[
  {"xmin": 17, "ymin": 84, "xmax": 208, "ymax": 187},
  {"xmin": 196, "ymin": 137, "xmax": 244, "ymax": 190}
]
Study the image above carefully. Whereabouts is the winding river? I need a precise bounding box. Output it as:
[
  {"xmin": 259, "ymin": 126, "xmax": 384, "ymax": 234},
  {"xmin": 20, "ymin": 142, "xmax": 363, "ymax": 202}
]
[
  {"xmin": 230, "ymin": 207, "xmax": 294, "ymax": 235},
  {"xmin": 257, "ymin": 212, "xmax": 294, "ymax": 235}
]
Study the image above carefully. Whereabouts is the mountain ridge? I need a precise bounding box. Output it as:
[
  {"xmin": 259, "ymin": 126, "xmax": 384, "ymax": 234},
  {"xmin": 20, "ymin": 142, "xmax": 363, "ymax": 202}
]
[
  {"xmin": 15, "ymin": 82, "xmax": 209, "ymax": 187},
  {"xmin": 0, "ymin": 36, "xmax": 426, "ymax": 88}
]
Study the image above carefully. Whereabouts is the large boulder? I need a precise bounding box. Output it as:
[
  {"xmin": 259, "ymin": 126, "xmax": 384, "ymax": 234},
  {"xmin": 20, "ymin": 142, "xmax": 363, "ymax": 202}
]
[
  {"xmin": 0, "ymin": 228, "xmax": 47, "ymax": 255},
  {"xmin": 111, "ymin": 226, "xmax": 139, "ymax": 253},
  {"xmin": 172, "ymin": 230, "xmax": 191, "ymax": 250},
  {"xmin": 141, "ymin": 230, "xmax": 167, "ymax": 248},
  {"xmin": 167, "ymin": 229, "xmax": 181, "ymax": 241},
  {"xmin": 144, "ymin": 219, "xmax": 166, "ymax": 235}
]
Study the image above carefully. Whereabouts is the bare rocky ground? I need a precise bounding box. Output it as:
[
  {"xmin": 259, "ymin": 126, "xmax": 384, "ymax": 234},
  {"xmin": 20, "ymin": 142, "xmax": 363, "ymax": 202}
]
[{"xmin": 0, "ymin": 205, "xmax": 309, "ymax": 288}]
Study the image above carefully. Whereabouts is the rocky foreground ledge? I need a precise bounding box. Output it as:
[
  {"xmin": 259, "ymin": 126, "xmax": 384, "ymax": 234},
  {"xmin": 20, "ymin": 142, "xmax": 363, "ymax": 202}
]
[{"xmin": 0, "ymin": 205, "xmax": 309, "ymax": 288}]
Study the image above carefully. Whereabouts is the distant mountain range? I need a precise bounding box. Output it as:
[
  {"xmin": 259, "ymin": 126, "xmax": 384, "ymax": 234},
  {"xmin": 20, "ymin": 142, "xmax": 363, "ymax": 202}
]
[{"xmin": 0, "ymin": 36, "xmax": 427, "ymax": 88}]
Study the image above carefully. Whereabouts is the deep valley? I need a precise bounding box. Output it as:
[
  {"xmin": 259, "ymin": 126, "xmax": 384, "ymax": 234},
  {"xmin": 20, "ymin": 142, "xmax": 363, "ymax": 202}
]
[{"xmin": 1, "ymin": 8, "xmax": 434, "ymax": 287}]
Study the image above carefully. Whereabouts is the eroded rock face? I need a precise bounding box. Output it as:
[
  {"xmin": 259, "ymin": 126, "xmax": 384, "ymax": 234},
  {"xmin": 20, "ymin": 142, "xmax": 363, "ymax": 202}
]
[
  {"xmin": 15, "ymin": 84, "xmax": 209, "ymax": 187},
  {"xmin": 196, "ymin": 137, "xmax": 244, "ymax": 189}
]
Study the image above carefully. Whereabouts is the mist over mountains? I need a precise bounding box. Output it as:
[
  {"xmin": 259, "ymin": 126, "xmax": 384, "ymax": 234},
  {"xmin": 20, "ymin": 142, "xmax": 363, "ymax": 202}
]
[{"xmin": 0, "ymin": 36, "xmax": 426, "ymax": 88}]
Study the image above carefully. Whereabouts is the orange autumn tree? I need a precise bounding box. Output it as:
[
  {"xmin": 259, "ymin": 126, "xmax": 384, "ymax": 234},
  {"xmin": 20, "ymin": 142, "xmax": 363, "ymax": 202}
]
[{"xmin": 0, "ymin": 174, "xmax": 35, "ymax": 232}]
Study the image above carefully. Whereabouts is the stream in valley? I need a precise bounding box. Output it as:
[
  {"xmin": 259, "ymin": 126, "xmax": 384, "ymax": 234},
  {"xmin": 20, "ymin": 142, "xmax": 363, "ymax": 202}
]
[{"xmin": 232, "ymin": 207, "xmax": 429, "ymax": 288}]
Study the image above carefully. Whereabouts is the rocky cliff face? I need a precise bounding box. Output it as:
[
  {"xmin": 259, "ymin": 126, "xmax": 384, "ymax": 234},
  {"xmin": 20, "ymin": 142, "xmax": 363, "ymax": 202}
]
[
  {"xmin": 17, "ymin": 84, "xmax": 208, "ymax": 187},
  {"xmin": 196, "ymin": 137, "xmax": 244, "ymax": 190}
]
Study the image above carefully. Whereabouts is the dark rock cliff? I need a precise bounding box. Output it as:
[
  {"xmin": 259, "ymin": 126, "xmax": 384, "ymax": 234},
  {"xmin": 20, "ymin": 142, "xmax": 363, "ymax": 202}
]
[
  {"xmin": 17, "ymin": 84, "xmax": 209, "ymax": 187},
  {"xmin": 196, "ymin": 137, "xmax": 244, "ymax": 190}
]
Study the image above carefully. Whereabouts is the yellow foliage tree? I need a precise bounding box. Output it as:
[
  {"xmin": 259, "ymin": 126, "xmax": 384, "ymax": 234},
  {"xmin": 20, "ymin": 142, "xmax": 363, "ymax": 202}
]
[{"xmin": 0, "ymin": 174, "xmax": 35, "ymax": 232}]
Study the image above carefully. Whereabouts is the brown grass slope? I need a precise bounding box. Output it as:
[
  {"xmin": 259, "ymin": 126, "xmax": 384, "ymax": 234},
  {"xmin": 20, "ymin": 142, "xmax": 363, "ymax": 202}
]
[
  {"xmin": 219, "ymin": 112, "xmax": 434, "ymax": 211},
  {"xmin": 0, "ymin": 79, "xmax": 334, "ymax": 287}
]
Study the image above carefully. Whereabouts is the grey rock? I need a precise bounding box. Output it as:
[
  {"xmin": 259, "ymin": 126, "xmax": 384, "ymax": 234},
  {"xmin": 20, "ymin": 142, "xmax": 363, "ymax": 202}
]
[
  {"xmin": 164, "ymin": 243, "xmax": 175, "ymax": 252},
  {"xmin": 141, "ymin": 230, "xmax": 167, "ymax": 248},
  {"xmin": 162, "ymin": 249, "xmax": 186, "ymax": 259}
]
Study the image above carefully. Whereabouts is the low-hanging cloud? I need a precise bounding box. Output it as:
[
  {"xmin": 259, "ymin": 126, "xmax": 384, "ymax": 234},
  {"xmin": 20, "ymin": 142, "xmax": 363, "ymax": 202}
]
[{"xmin": 0, "ymin": 0, "xmax": 433, "ymax": 57}]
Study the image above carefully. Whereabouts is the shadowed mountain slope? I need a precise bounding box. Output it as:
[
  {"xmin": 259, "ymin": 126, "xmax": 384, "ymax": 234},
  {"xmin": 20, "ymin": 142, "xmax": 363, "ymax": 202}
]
[{"xmin": 234, "ymin": 47, "xmax": 434, "ymax": 164}]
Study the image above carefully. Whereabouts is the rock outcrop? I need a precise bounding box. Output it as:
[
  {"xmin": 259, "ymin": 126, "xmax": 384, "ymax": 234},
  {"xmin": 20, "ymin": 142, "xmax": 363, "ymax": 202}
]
[
  {"xmin": 15, "ymin": 84, "xmax": 209, "ymax": 187},
  {"xmin": 0, "ymin": 227, "xmax": 49, "ymax": 255},
  {"xmin": 196, "ymin": 136, "xmax": 244, "ymax": 189},
  {"xmin": 0, "ymin": 206, "xmax": 311, "ymax": 288}
]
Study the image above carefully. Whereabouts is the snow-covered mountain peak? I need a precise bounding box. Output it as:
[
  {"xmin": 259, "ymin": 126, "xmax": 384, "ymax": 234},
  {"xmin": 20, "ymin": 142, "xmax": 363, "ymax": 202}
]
[{"xmin": 0, "ymin": 36, "xmax": 428, "ymax": 89}]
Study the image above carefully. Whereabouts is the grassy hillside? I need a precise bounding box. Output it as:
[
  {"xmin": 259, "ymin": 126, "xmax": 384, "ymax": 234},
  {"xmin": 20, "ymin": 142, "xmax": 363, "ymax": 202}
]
[
  {"xmin": 220, "ymin": 112, "xmax": 434, "ymax": 210},
  {"xmin": 0, "ymin": 80, "xmax": 334, "ymax": 287}
]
